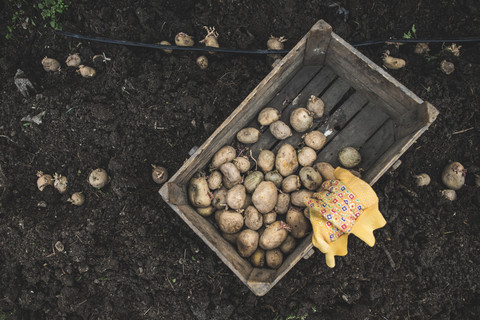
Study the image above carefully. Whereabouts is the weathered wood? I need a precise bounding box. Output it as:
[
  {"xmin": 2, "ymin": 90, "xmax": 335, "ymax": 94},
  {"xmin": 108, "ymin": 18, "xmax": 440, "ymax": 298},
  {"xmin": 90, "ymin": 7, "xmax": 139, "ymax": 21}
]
[
  {"xmin": 393, "ymin": 101, "xmax": 439, "ymax": 139},
  {"xmin": 304, "ymin": 20, "xmax": 332, "ymax": 66},
  {"xmin": 317, "ymin": 103, "xmax": 390, "ymax": 167},
  {"xmin": 249, "ymin": 66, "xmax": 337, "ymax": 159},
  {"xmin": 159, "ymin": 182, "xmax": 187, "ymax": 206},
  {"xmin": 172, "ymin": 31, "xmax": 308, "ymax": 186},
  {"xmin": 326, "ymin": 33, "xmax": 423, "ymax": 118},
  {"xmin": 246, "ymin": 268, "xmax": 277, "ymax": 296},
  {"xmin": 360, "ymin": 119, "xmax": 395, "ymax": 170}
]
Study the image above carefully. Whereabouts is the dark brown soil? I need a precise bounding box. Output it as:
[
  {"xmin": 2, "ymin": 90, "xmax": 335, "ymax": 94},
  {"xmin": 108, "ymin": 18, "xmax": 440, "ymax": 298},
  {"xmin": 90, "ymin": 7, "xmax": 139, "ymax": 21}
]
[{"xmin": 1, "ymin": 0, "xmax": 479, "ymax": 319}]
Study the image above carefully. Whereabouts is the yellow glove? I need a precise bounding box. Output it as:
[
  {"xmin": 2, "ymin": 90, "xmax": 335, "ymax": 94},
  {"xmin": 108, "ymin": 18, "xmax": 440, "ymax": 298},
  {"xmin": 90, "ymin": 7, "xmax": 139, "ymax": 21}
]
[{"xmin": 304, "ymin": 167, "xmax": 386, "ymax": 268}]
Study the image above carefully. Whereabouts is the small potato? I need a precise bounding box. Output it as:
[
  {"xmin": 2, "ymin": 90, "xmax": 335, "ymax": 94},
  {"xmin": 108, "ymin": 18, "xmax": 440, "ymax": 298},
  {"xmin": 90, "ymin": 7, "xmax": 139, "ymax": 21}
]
[
  {"xmin": 207, "ymin": 170, "xmax": 223, "ymax": 190},
  {"xmin": 270, "ymin": 121, "xmax": 292, "ymax": 140},
  {"xmin": 237, "ymin": 229, "xmax": 259, "ymax": 258},
  {"xmin": 303, "ymin": 207, "xmax": 310, "ymax": 219},
  {"xmin": 212, "ymin": 146, "xmax": 236, "ymax": 169},
  {"xmin": 275, "ymin": 144, "xmax": 299, "ymax": 177},
  {"xmin": 218, "ymin": 210, "xmax": 244, "ymax": 234},
  {"xmin": 197, "ymin": 206, "xmax": 215, "ymax": 217},
  {"xmin": 263, "ymin": 211, "xmax": 277, "ymax": 226},
  {"xmin": 212, "ymin": 187, "xmax": 228, "ymax": 209},
  {"xmin": 258, "ymin": 107, "xmax": 281, "ymax": 126},
  {"xmin": 282, "ymin": 175, "xmax": 301, "ymax": 193},
  {"xmin": 275, "ymin": 193, "xmax": 290, "ymax": 215},
  {"xmin": 442, "ymin": 162, "xmax": 466, "ymax": 190},
  {"xmin": 291, "ymin": 189, "xmax": 314, "ymax": 207},
  {"xmin": 222, "ymin": 175, "xmax": 237, "ymax": 190},
  {"xmin": 258, "ymin": 150, "xmax": 275, "ymax": 172},
  {"xmin": 313, "ymin": 162, "xmax": 336, "ymax": 181},
  {"xmin": 298, "ymin": 147, "xmax": 317, "ymax": 167},
  {"xmin": 244, "ymin": 171, "xmax": 264, "ymax": 193},
  {"xmin": 188, "ymin": 176, "xmax": 212, "ymax": 208},
  {"xmin": 252, "ymin": 181, "xmax": 278, "ymax": 213},
  {"xmin": 265, "ymin": 171, "xmax": 283, "ymax": 188},
  {"xmin": 222, "ymin": 231, "xmax": 241, "ymax": 244},
  {"xmin": 304, "ymin": 131, "xmax": 326, "ymax": 150},
  {"xmin": 383, "ymin": 56, "xmax": 406, "ymax": 70},
  {"xmin": 249, "ymin": 248, "xmax": 266, "ymax": 267},
  {"xmin": 339, "ymin": 147, "xmax": 362, "ymax": 168},
  {"xmin": 175, "ymin": 32, "xmax": 194, "ymax": 46},
  {"xmin": 286, "ymin": 208, "xmax": 310, "ymax": 238},
  {"xmin": 299, "ymin": 167, "xmax": 322, "ymax": 191},
  {"xmin": 414, "ymin": 173, "xmax": 431, "ymax": 187},
  {"xmin": 233, "ymin": 156, "xmax": 251, "ymax": 173},
  {"xmin": 307, "ymin": 95, "xmax": 324, "ymax": 119},
  {"xmin": 266, "ymin": 249, "xmax": 283, "ymax": 269},
  {"xmin": 259, "ymin": 221, "xmax": 289, "ymax": 250},
  {"xmin": 280, "ymin": 235, "xmax": 296, "ymax": 255},
  {"xmin": 245, "ymin": 206, "xmax": 263, "ymax": 230},
  {"xmin": 237, "ymin": 128, "xmax": 261, "ymax": 144},
  {"xmin": 227, "ymin": 184, "xmax": 246, "ymax": 210},
  {"xmin": 220, "ymin": 162, "xmax": 242, "ymax": 186},
  {"xmin": 290, "ymin": 108, "xmax": 313, "ymax": 133}
]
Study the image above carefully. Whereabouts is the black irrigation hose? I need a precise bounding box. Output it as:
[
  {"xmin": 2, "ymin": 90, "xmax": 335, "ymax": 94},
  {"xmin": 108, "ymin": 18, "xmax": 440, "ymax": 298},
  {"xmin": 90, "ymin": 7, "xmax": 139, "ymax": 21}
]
[{"xmin": 55, "ymin": 30, "xmax": 480, "ymax": 54}]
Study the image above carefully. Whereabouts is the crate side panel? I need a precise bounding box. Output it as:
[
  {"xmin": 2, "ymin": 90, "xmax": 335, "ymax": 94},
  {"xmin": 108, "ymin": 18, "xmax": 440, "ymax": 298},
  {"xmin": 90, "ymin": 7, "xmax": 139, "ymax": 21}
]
[
  {"xmin": 325, "ymin": 33, "xmax": 423, "ymax": 118},
  {"xmin": 173, "ymin": 36, "xmax": 307, "ymax": 186}
]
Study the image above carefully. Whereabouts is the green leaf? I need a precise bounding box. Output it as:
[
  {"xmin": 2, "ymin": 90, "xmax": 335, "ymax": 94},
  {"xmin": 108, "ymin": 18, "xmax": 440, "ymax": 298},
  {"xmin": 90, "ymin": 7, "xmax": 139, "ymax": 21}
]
[
  {"xmin": 50, "ymin": 20, "xmax": 56, "ymax": 28},
  {"xmin": 38, "ymin": 3, "xmax": 43, "ymax": 9},
  {"xmin": 412, "ymin": 24, "xmax": 416, "ymax": 35}
]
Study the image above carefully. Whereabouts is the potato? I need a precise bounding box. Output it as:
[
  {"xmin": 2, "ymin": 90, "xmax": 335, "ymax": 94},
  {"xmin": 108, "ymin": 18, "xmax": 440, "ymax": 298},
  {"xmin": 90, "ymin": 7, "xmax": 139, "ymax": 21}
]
[
  {"xmin": 339, "ymin": 147, "xmax": 361, "ymax": 168},
  {"xmin": 249, "ymin": 248, "xmax": 266, "ymax": 267},
  {"xmin": 266, "ymin": 249, "xmax": 283, "ymax": 269},
  {"xmin": 307, "ymin": 95, "xmax": 324, "ymax": 119},
  {"xmin": 237, "ymin": 229, "xmax": 259, "ymax": 258},
  {"xmin": 269, "ymin": 121, "xmax": 292, "ymax": 140},
  {"xmin": 218, "ymin": 210, "xmax": 244, "ymax": 234},
  {"xmin": 290, "ymin": 108, "xmax": 313, "ymax": 133},
  {"xmin": 212, "ymin": 187, "xmax": 228, "ymax": 209},
  {"xmin": 303, "ymin": 207, "xmax": 310, "ymax": 219},
  {"xmin": 237, "ymin": 128, "xmax": 261, "ymax": 144},
  {"xmin": 291, "ymin": 189, "xmax": 314, "ymax": 207},
  {"xmin": 258, "ymin": 150, "xmax": 275, "ymax": 172},
  {"xmin": 244, "ymin": 171, "xmax": 264, "ymax": 193},
  {"xmin": 265, "ymin": 171, "xmax": 283, "ymax": 188},
  {"xmin": 222, "ymin": 231, "xmax": 241, "ymax": 244},
  {"xmin": 313, "ymin": 162, "xmax": 336, "ymax": 181},
  {"xmin": 244, "ymin": 205, "xmax": 263, "ymax": 230},
  {"xmin": 220, "ymin": 162, "xmax": 242, "ymax": 186},
  {"xmin": 233, "ymin": 156, "xmax": 251, "ymax": 173},
  {"xmin": 212, "ymin": 146, "xmax": 236, "ymax": 169},
  {"xmin": 304, "ymin": 131, "xmax": 326, "ymax": 150},
  {"xmin": 441, "ymin": 162, "xmax": 466, "ymax": 190},
  {"xmin": 215, "ymin": 209, "xmax": 226, "ymax": 224},
  {"xmin": 298, "ymin": 147, "xmax": 317, "ymax": 167},
  {"xmin": 188, "ymin": 176, "xmax": 212, "ymax": 208},
  {"xmin": 275, "ymin": 144, "xmax": 299, "ymax": 177},
  {"xmin": 222, "ymin": 175, "xmax": 237, "ymax": 189},
  {"xmin": 258, "ymin": 107, "xmax": 281, "ymax": 126},
  {"xmin": 286, "ymin": 208, "xmax": 310, "ymax": 238},
  {"xmin": 252, "ymin": 181, "xmax": 278, "ymax": 213},
  {"xmin": 263, "ymin": 211, "xmax": 277, "ymax": 226},
  {"xmin": 227, "ymin": 184, "xmax": 246, "ymax": 210},
  {"xmin": 299, "ymin": 167, "xmax": 323, "ymax": 191},
  {"xmin": 280, "ymin": 235, "xmax": 296, "ymax": 255},
  {"xmin": 275, "ymin": 193, "xmax": 290, "ymax": 215},
  {"xmin": 259, "ymin": 221, "xmax": 289, "ymax": 250},
  {"xmin": 414, "ymin": 173, "xmax": 431, "ymax": 187},
  {"xmin": 282, "ymin": 175, "xmax": 301, "ymax": 193},
  {"xmin": 197, "ymin": 206, "xmax": 215, "ymax": 217},
  {"xmin": 207, "ymin": 170, "xmax": 223, "ymax": 190}
]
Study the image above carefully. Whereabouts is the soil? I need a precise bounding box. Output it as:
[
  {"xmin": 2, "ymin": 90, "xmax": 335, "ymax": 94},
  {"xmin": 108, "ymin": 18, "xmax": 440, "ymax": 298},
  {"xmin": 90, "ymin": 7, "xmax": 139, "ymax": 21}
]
[{"xmin": 1, "ymin": 0, "xmax": 479, "ymax": 319}]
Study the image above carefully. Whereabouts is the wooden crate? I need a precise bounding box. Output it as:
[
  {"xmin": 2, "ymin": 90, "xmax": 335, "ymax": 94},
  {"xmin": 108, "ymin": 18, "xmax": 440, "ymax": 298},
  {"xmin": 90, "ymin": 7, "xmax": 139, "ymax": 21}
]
[{"xmin": 159, "ymin": 20, "xmax": 438, "ymax": 296}]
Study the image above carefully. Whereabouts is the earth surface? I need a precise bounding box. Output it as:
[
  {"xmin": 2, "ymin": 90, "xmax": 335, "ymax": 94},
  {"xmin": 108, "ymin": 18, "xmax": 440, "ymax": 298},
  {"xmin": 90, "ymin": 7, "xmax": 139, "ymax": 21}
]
[{"xmin": 1, "ymin": 0, "xmax": 479, "ymax": 319}]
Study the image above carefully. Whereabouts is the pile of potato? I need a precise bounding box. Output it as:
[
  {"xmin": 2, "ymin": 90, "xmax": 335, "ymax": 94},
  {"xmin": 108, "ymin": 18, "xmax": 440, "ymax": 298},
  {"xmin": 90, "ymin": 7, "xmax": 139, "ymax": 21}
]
[{"xmin": 188, "ymin": 102, "xmax": 339, "ymax": 269}]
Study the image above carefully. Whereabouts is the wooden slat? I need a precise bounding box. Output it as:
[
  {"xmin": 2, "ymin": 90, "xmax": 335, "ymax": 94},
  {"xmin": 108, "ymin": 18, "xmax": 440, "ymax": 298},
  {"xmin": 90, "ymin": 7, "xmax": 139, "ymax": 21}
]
[
  {"xmin": 325, "ymin": 33, "xmax": 423, "ymax": 118},
  {"xmin": 159, "ymin": 182, "xmax": 253, "ymax": 283},
  {"xmin": 250, "ymin": 66, "xmax": 337, "ymax": 158},
  {"xmin": 360, "ymin": 119, "xmax": 395, "ymax": 170},
  {"xmin": 393, "ymin": 101, "xmax": 439, "ymax": 139},
  {"xmin": 316, "ymin": 103, "xmax": 390, "ymax": 167},
  {"xmin": 171, "ymin": 30, "xmax": 308, "ymax": 186},
  {"xmin": 304, "ymin": 20, "xmax": 332, "ymax": 66}
]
